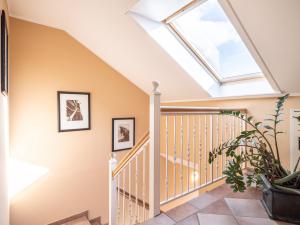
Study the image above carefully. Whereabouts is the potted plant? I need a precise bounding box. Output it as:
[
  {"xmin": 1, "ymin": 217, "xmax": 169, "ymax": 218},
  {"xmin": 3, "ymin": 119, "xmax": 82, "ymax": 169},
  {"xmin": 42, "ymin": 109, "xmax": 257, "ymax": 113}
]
[{"xmin": 209, "ymin": 94, "xmax": 300, "ymax": 224}]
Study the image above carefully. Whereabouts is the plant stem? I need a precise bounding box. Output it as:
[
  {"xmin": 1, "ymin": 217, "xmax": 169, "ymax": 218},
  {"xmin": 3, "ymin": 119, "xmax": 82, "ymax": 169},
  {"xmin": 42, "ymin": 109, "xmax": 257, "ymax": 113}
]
[
  {"xmin": 273, "ymin": 114, "xmax": 281, "ymax": 165},
  {"xmin": 273, "ymin": 184, "xmax": 300, "ymax": 195},
  {"xmin": 294, "ymin": 156, "xmax": 300, "ymax": 172},
  {"xmin": 274, "ymin": 171, "xmax": 300, "ymax": 184}
]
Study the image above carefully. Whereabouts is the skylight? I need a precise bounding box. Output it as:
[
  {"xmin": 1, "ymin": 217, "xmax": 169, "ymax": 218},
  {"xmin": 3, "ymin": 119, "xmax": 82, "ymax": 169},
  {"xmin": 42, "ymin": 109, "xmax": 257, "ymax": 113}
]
[{"xmin": 168, "ymin": 0, "xmax": 263, "ymax": 83}]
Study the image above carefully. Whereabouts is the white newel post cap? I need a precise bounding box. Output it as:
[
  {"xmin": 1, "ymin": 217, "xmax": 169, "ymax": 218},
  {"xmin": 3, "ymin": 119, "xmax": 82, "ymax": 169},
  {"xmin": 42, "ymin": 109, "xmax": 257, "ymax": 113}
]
[{"xmin": 152, "ymin": 81, "xmax": 161, "ymax": 95}]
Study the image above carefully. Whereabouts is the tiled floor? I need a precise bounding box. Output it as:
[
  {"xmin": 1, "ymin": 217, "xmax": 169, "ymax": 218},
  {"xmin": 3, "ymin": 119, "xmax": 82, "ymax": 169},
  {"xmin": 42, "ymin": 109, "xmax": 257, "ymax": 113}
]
[{"xmin": 140, "ymin": 184, "xmax": 297, "ymax": 225}]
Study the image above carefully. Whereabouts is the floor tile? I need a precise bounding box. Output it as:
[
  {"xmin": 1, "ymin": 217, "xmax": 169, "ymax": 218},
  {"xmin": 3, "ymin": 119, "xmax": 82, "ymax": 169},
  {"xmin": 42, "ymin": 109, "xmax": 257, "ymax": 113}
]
[
  {"xmin": 236, "ymin": 217, "xmax": 278, "ymax": 225},
  {"xmin": 165, "ymin": 203, "xmax": 199, "ymax": 222},
  {"xmin": 198, "ymin": 199, "xmax": 232, "ymax": 215},
  {"xmin": 197, "ymin": 213, "xmax": 238, "ymax": 225},
  {"xmin": 225, "ymin": 198, "xmax": 268, "ymax": 218},
  {"xmin": 176, "ymin": 214, "xmax": 199, "ymax": 225},
  {"xmin": 189, "ymin": 193, "xmax": 218, "ymax": 210},
  {"xmin": 225, "ymin": 187, "xmax": 262, "ymax": 200},
  {"xmin": 139, "ymin": 213, "xmax": 175, "ymax": 225},
  {"xmin": 207, "ymin": 184, "xmax": 233, "ymax": 199}
]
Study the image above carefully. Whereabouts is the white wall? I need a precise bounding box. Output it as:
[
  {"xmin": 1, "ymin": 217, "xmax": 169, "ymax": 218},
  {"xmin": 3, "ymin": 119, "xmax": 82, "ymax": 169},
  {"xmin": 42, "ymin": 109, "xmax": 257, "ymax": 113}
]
[{"xmin": 0, "ymin": 95, "xmax": 9, "ymax": 225}]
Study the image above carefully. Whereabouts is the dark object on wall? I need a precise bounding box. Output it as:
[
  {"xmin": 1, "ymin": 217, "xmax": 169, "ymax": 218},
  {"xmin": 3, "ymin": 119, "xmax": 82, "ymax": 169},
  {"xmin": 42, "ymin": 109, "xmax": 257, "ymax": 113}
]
[
  {"xmin": 1, "ymin": 10, "xmax": 8, "ymax": 96},
  {"xmin": 57, "ymin": 91, "xmax": 91, "ymax": 132},
  {"xmin": 261, "ymin": 174, "xmax": 300, "ymax": 224},
  {"xmin": 112, "ymin": 118, "xmax": 135, "ymax": 151}
]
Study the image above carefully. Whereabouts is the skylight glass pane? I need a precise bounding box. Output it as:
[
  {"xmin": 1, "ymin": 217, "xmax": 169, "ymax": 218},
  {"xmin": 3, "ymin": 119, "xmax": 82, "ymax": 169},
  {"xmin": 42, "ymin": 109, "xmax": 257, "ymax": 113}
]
[{"xmin": 172, "ymin": 0, "xmax": 261, "ymax": 79}]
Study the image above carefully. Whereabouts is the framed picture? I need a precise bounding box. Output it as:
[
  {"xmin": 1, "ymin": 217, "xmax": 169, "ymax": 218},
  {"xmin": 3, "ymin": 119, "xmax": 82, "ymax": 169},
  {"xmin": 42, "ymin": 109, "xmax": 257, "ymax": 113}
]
[
  {"xmin": 57, "ymin": 91, "xmax": 91, "ymax": 132},
  {"xmin": 112, "ymin": 118, "xmax": 135, "ymax": 151},
  {"xmin": 1, "ymin": 10, "xmax": 8, "ymax": 96}
]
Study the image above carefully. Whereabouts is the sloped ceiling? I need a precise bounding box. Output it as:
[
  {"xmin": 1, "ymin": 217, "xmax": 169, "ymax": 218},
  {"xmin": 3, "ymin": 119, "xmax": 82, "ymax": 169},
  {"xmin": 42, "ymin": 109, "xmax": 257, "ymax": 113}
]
[
  {"xmin": 7, "ymin": 0, "xmax": 300, "ymax": 101},
  {"xmin": 229, "ymin": 0, "xmax": 300, "ymax": 94}
]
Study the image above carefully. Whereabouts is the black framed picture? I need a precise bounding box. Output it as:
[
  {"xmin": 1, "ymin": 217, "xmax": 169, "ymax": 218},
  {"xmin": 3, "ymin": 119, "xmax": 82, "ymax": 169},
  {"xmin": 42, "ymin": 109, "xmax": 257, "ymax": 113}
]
[
  {"xmin": 1, "ymin": 10, "xmax": 8, "ymax": 96},
  {"xmin": 112, "ymin": 118, "xmax": 135, "ymax": 151},
  {"xmin": 57, "ymin": 91, "xmax": 91, "ymax": 132}
]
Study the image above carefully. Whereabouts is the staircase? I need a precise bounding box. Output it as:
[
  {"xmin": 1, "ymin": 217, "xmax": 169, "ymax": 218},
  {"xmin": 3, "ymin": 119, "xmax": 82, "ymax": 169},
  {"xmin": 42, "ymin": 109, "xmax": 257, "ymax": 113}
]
[
  {"xmin": 109, "ymin": 82, "xmax": 248, "ymax": 225},
  {"xmin": 48, "ymin": 211, "xmax": 104, "ymax": 225}
]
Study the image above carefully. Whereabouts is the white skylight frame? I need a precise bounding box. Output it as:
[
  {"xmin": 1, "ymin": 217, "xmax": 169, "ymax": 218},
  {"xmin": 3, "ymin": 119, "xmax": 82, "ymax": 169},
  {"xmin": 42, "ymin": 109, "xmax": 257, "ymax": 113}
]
[
  {"xmin": 129, "ymin": 0, "xmax": 280, "ymax": 97},
  {"xmin": 163, "ymin": 0, "xmax": 266, "ymax": 84}
]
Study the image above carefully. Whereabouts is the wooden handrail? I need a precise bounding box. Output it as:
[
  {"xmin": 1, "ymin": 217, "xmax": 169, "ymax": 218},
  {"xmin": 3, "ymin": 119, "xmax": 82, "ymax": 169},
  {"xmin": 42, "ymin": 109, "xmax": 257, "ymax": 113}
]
[
  {"xmin": 160, "ymin": 106, "xmax": 247, "ymax": 113},
  {"xmin": 112, "ymin": 131, "xmax": 150, "ymax": 177}
]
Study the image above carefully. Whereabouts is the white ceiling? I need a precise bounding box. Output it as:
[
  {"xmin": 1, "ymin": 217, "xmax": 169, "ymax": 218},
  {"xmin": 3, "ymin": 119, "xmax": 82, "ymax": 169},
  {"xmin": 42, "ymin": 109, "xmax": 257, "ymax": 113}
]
[{"xmin": 7, "ymin": 0, "xmax": 300, "ymax": 101}]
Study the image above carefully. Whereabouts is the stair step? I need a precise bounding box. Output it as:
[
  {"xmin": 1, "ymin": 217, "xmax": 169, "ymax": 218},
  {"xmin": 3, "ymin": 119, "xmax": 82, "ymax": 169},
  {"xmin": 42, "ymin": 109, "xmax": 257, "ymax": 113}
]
[
  {"xmin": 90, "ymin": 222, "xmax": 101, "ymax": 225},
  {"xmin": 63, "ymin": 216, "xmax": 91, "ymax": 225},
  {"xmin": 47, "ymin": 211, "xmax": 103, "ymax": 225},
  {"xmin": 89, "ymin": 216, "xmax": 101, "ymax": 225}
]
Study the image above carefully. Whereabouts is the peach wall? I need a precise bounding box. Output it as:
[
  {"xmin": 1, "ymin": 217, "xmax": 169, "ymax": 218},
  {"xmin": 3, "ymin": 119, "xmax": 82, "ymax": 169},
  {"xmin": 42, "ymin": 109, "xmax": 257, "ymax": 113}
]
[
  {"xmin": 9, "ymin": 18, "xmax": 149, "ymax": 225},
  {"xmin": 163, "ymin": 96, "xmax": 300, "ymax": 169},
  {"xmin": 0, "ymin": 0, "xmax": 9, "ymax": 224}
]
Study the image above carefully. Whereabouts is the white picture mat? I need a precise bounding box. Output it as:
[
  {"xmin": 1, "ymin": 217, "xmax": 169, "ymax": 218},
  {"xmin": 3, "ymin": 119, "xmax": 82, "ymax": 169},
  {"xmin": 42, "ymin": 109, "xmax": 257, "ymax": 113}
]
[
  {"xmin": 113, "ymin": 119, "xmax": 134, "ymax": 150},
  {"xmin": 59, "ymin": 93, "xmax": 90, "ymax": 130}
]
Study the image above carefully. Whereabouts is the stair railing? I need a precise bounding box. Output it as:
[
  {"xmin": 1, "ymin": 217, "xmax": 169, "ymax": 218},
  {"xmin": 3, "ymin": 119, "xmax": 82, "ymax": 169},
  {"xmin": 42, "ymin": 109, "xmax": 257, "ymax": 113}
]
[
  {"xmin": 109, "ymin": 81, "xmax": 161, "ymax": 225},
  {"xmin": 159, "ymin": 106, "xmax": 247, "ymax": 205},
  {"xmin": 109, "ymin": 81, "xmax": 247, "ymax": 225},
  {"xmin": 109, "ymin": 132, "xmax": 150, "ymax": 225}
]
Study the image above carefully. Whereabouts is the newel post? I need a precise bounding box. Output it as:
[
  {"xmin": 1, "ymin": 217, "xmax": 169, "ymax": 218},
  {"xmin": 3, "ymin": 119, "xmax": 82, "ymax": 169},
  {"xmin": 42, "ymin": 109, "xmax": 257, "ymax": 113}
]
[
  {"xmin": 149, "ymin": 81, "xmax": 161, "ymax": 217},
  {"xmin": 109, "ymin": 153, "xmax": 118, "ymax": 225}
]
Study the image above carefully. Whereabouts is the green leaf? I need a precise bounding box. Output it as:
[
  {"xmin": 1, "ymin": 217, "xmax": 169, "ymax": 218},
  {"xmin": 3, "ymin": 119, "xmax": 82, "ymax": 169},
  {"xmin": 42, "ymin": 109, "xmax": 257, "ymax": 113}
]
[
  {"xmin": 264, "ymin": 119, "xmax": 274, "ymax": 122},
  {"xmin": 255, "ymin": 122, "xmax": 262, "ymax": 127},
  {"xmin": 264, "ymin": 125, "xmax": 274, "ymax": 130}
]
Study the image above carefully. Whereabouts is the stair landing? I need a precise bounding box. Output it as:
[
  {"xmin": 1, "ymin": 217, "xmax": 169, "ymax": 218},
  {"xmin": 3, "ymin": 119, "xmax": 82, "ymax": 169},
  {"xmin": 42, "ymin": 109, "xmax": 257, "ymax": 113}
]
[{"xmin": 140, "ymin": 184, "xmax": 296, "ymax": 225}]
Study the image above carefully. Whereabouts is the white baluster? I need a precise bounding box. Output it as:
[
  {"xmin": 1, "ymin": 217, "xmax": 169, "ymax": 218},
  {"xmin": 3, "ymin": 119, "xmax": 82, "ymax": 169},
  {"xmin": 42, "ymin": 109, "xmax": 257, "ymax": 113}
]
[
  {"xmin": 128, "ymin": 162, "xmax": 132, "ymax": 225},
  {"xmin": 117, "ymin": 175, "xmax": 120, "ymax": 225},
  {"xmin": 210, "ymin": 115, "xmax": 213, "ymax": 183},
  {"xmin": 229, "ymin": 115, "xmax": 232, "ymax": 141},
  {"xmin": 135, "ymin": 156, "xmax": 139, "ymax": 224},
  {"xmin": 173, "ymin": 115, "xmax": 177, "ymax": 197},
  {"xmin": 187, "ymin": 115, "xmax": 190, "ymax": 191},
  {"xmin": 198, "ymin": 115, "xmax": 202, "ymax": 187},
  {"xmin": 216, "ymin": 114, "xmax": 219, "ymax": 179},
  {"xmin": 142, "ymin": 148, "xmax": 146, "ymax": 221},
  {"xmin": 165, "ymin": 115, "xmax": 169, "ymax": 200},
  {"xmin": 109, "ymin": 153, "xmax": 118, "ymax": 225},
  {"xmin": 226, "ymin": 115, "xmax": 230, "ymax": 169},
  {"xmin": 242, "ymin": 116, "xmax": 246, "ymax": 168},
  {"xmin": 232, "ymin": 116, "xmax": 235, "ymax": 140},
  {"xmin": 238, "ymin": 117, "xmax": 241, "ymax": 155},
  {"xmin": 221, "ymin": 115, "xmax": 225, "ymax": 174},
  {"xmin": 180, "ymin": 115, "xmax": 184, "ymax": 194},
  {"xmin": 204, "ymin": 115, "xmax": 208, "ymax": 184},
  {"xmin": 193, "ymin": 116, "xmax": 196, "ymax": 189},
  {"xmin": 122, "ymin": 170, "xmax": 126, "ymax": 225}
]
